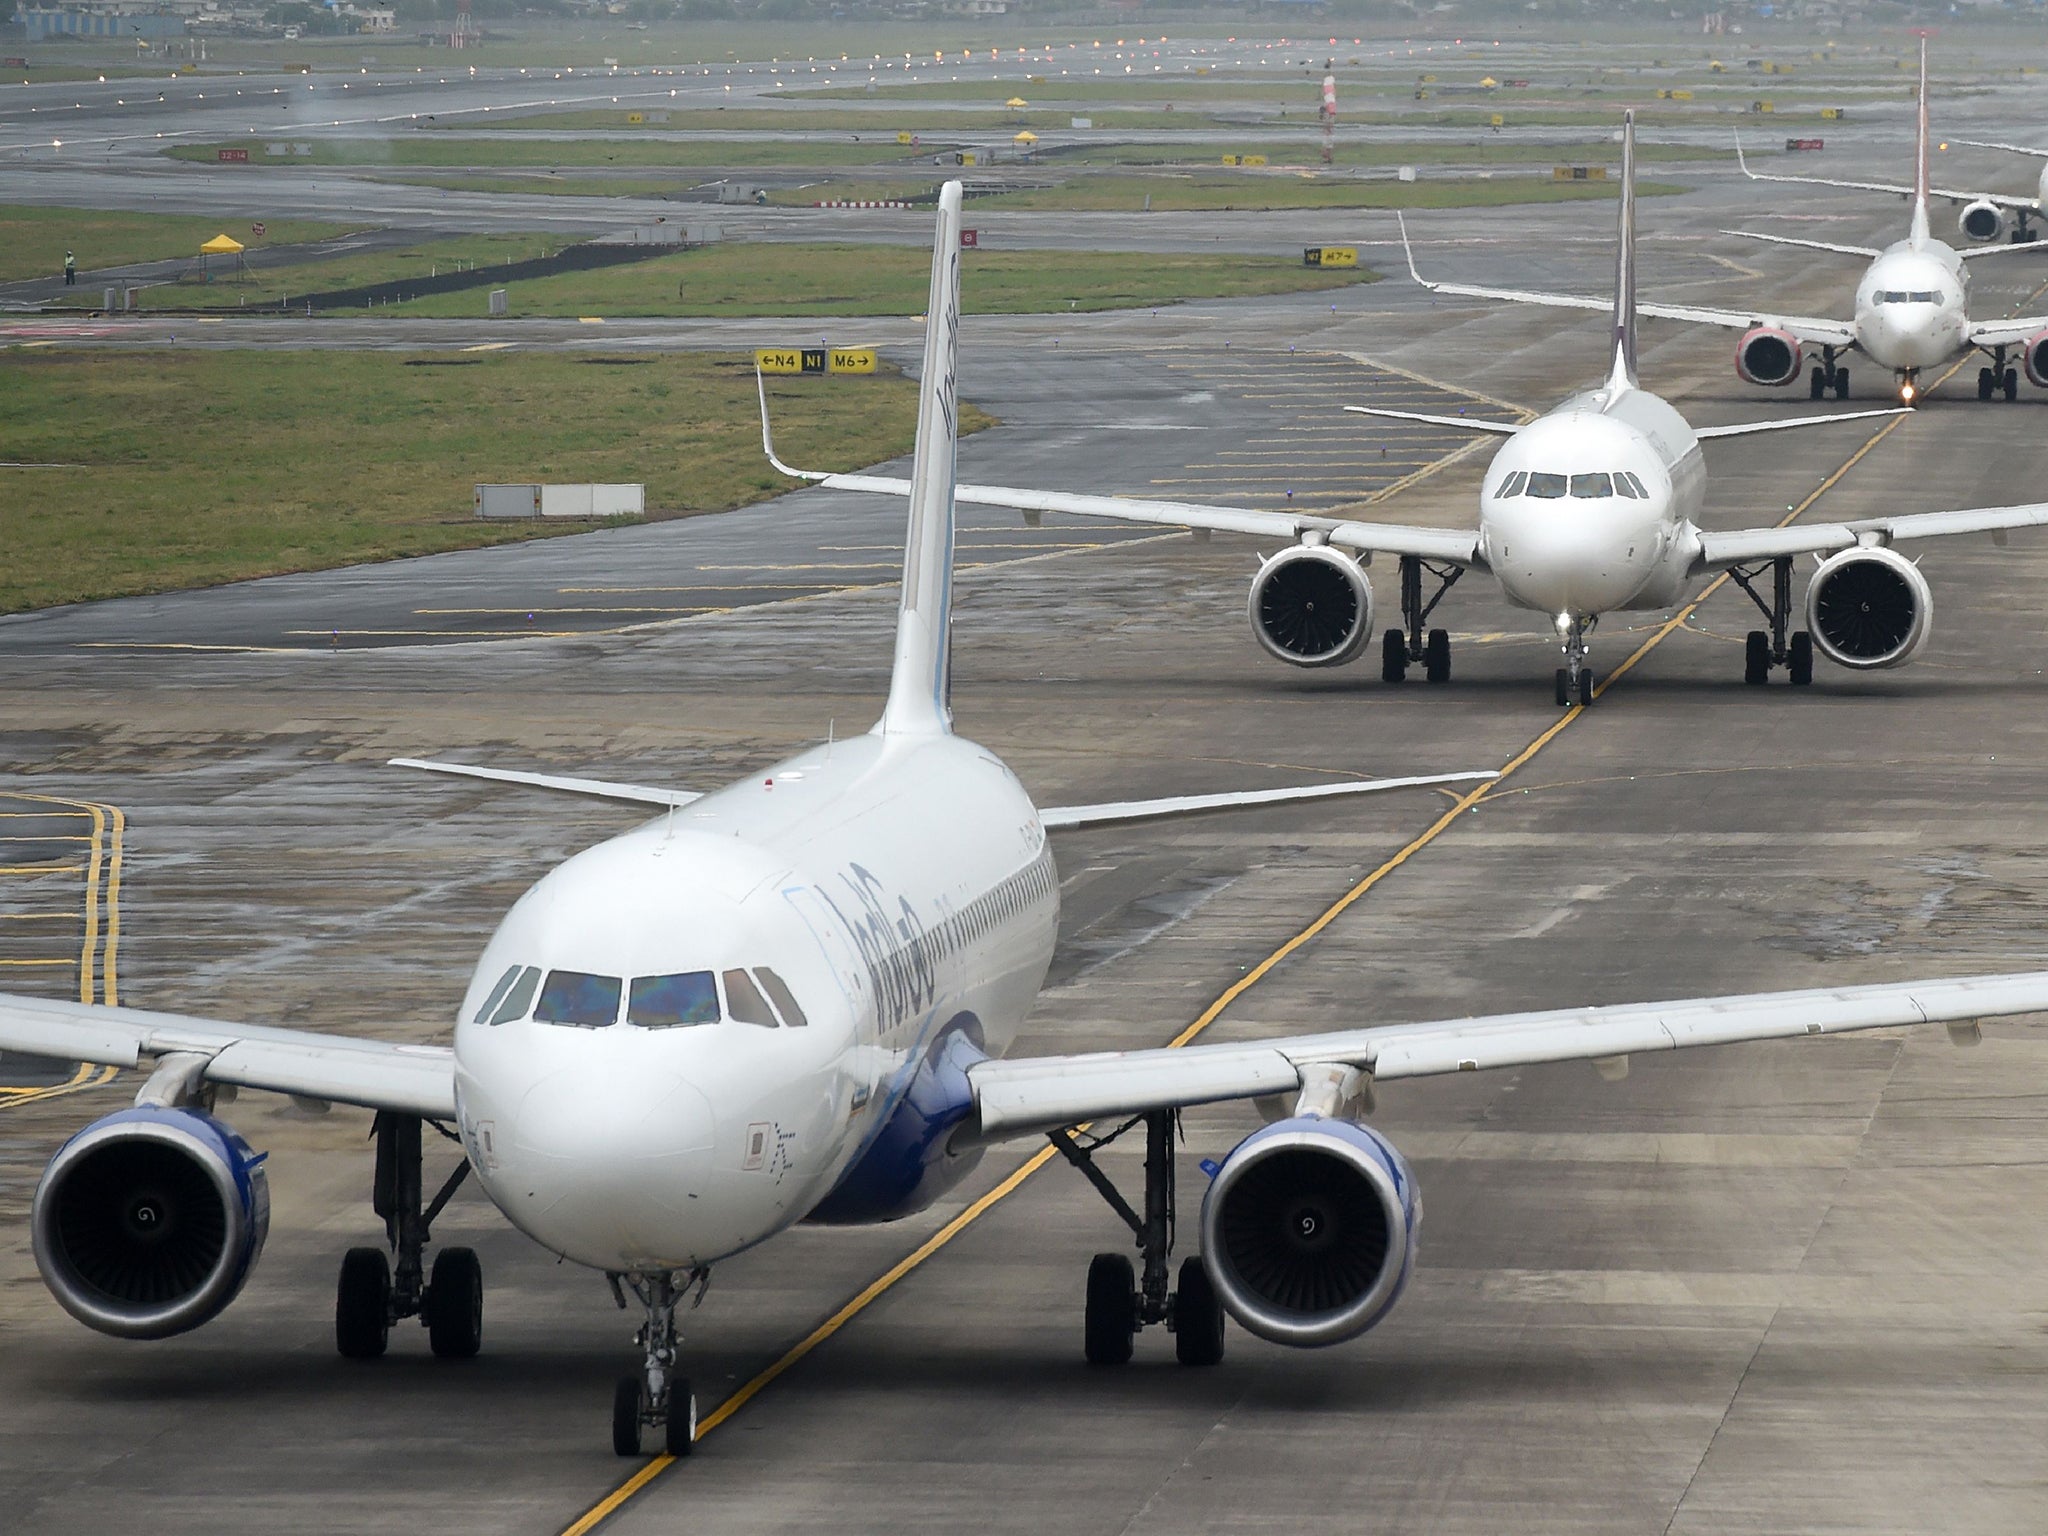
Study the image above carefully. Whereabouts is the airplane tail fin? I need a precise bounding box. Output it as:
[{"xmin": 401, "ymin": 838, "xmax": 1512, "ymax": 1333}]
[
  {"xmin": 1910, "ymin": 33, "xmax": 1932, "ymax": 247},
  {"xmin": 1606, "ymin": 109, "xmax": 1640, "ymax": 397},
  {"xmin": 875, "ymin": 180, "xmax": 965, "ymax": 738}
]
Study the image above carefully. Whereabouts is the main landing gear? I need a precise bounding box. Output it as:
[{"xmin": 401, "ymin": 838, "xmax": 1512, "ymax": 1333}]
[
  {"xmin": 609, "ymin": 1268, "xmax": 706, "ymax": 1458},
  {"xmin": 1381, "ymin": 554, "xmax": 1463, "ymax": 685},
  {"xmin": 336, "ymin": 1112, "xmax": 482, "ymax": 1361},
  {"xmin": 1553, "ymin": 615, "xmax": 1595, "ymax": 708},
  {"xmin": 1727, "ymin": 556, "xmax": 1814, "ymax": 687},
  {"xmin": 1051, "ymin": 1109, "xmax": 1225, "ymax": 1368},
  {"xmin": 1807, "ymin": 347, "xmax": 1850, "ymax": 402},
  {"xmin": 1977, "ymin": 347, "xmax": 2020, "ymax": 403}
]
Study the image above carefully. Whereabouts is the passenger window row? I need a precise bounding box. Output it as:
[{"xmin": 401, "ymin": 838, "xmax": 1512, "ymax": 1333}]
[
  {"xmin": 926, "ymin": 851, "xmax": 1056, "ymax": 964},
  {"xmin": 473, "ymin": 963, "xmax": 809, "ymax": 1030},
  {"xmin": 1494, "ymin": 469, "xmax": 1650, "ymax": 501}
]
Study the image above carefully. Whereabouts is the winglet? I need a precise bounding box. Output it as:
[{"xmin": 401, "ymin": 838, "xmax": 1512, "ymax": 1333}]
[
  {"xmin": 1733, "ymin": 127, "xmax": 1756, "ymax": 180},
  {"xmin": 875, "ymin": 180, "xmax": 965, "ymax": 738},
  {"xmin": 1910, "ymin": 32, "xmax": 1932, "ymax": 247},
  {"xmin": 757, "ymin": 366, "xmax": 830, "ymax": 483},
  {"xmin": 1395, "ymin": 212, "xmax": 1435, "ymax": 290},
  {"xmin": 1606, "ymin": 110, "xmax": 1639, "ymax": 396}
]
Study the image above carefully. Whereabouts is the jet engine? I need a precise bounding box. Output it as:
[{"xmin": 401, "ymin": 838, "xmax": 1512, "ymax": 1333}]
[
  {"xmin": 1804, "ymin": 546, "xmax": 1933, "ymax": 670},
  {"xmin": 1958, "ymin": 200, "xmax": 2007, "ymax": 243},
  {"xmin": 1735, "ymin": 327, "xmax": 1802, "ymax": 387},
  {"xmin": 1198, "ymin": 1116, "xmax": 1419, "ymax": 1347},
  {"xmin": 1247, "ymin": 545, "xmax": 1373, "ymax": 667},
  {"xmin": 31, "ymin": 1105, "xmax": 270, "ymax": 1340},
  {"xmin": 2024, "ymin": 330, "xmax": 2048, "ymax": 389}
]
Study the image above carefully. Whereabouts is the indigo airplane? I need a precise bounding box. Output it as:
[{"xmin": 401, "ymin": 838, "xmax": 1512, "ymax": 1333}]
[{"xmin": 5, "ymin": 185, "xmax": 2047, "ymax": 1464}]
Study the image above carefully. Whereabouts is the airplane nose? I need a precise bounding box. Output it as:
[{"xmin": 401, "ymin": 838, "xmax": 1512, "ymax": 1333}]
[{"xmin": 502, "ymin": 1068, "xmax": 718, "ymax": 1267}]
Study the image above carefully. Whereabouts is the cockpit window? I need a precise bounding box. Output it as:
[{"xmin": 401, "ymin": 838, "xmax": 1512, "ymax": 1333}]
[
  {"xmin": 1524, "ymin": 471, "xmax": 1567, "ymax": 499},
  {"xmin": 1495, "ymin": 469, "xmax": 1527, "ymax": 498},
  {"xmin": 1569, "ymin": 472, "xmax": 1614, "ymax": 499},
  {"xmin": 483, "ymin": 966, "xmax": 541, "ymax": 1026},
  {"xmin": 1621, "ymin": 471, "xmax": 1649, "ymax": 498},
  {"xmin": 536, "ymin": 970, "xmax": 623, "ymax": 1028},
  {"xmin": 756, "ymin": 967, "xmax": 809, "ymax": 1027},
  {"xmin": 628, "ymin": 971, "xmax": 719, "ymax": 1028},
  {"xmin": 1613, "ymin": 473, "xmax": 1641, "ymax": 499},
  {"xmin": 1877, "ymin": 289, "xmax": 1940, "ymax": 304},
  {"xmin": 722, "ymin": 969, "xmax": 778, "ymax": 1027}
]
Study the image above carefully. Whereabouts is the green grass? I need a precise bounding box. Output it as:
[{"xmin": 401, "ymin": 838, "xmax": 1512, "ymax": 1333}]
[
  {"xmin": 0, "ymin": 206, "xmax": 357, "ymax": 284},
  {"xmin": 0, "ymin": 349, "xmax": 967, "ymax": 614},
  {"xmin": 449, "ymin": 106, "xmax": 1234, "ymax": 134},
  {"xmin": 778, "ymin": 173, "xmax": 1686, "ymax": 215},
  {"xmin": 165, "ymin": 136, "xmax": 910, "ymax": 169},
  {"xmin": 384, "ymin": 245, "xmax": 1371, "ymax": 320}
]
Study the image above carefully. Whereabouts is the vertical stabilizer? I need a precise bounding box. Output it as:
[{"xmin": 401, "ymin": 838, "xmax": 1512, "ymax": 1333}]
[
  {"xmin": 1909, "ymin": 34, "xmax": 1932, "ymax": 247},
  {"xmin": 875, "ymin": 180, "xmax": 965, "ymax": 737},
  {"xmin": 1605, "ymin": 110, "xmax": 1639, "ymax": 397}
]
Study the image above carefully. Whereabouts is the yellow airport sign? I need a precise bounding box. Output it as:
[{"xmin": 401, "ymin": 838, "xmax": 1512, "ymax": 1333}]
[
  {"xmin": 1670, "ymin": 89, "xmax": 1693, "ymax": 100},
  {"xmin": 1820, "ymin": 106, "xmax": 1844, "ymax": 120},
  {"xmin": 829, "ymin": 348, "xmax": 877, "ymax": 374},
  {"xmin": 756, "ymin": 348, "xmax": 875, "ymax": 376},
  {"xmin": 1489, "ymin": 113, "xmax": 1505, "ymax": 128},
  {"xmin": 626, "ymin": 111, "xmax": 644, "ymax": 124},
  {"xmin": 1241, "ymin": 153, "xmax": 1268, "ymax": 167},
  {"xmin": 1554, "ymin": 165, "xmax": 1609, "ymax": 181},
  {"xmin": 1303, "ymin": 246, "xmax": 1358, "ymax": 268},
  {"xmin": 1752, "ymin": 100, "xmax": 1774, "ymax": 114},
  {"xmin": 897, "ymin": 131, "xmax": 913, "ymax": 144}
]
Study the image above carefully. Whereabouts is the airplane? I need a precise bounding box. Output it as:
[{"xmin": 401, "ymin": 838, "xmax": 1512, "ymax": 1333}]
[
  {"xmin": 763, "ymin": 115, "xmax": 2048, "ymax": 706},
  {"xmin": 0, "ymin": 194, "xmax": 2042, "ymax": 1469}
]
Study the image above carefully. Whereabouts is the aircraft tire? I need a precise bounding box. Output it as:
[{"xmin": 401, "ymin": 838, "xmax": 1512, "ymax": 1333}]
[
  {"xmin": 1380, "ymin": 628, "xmax": 1407, "ymax": 683},
  {"xmin": 2005, "ymin": 369, "xmax": 2020, "ymax": 402},
  {"xmin": 1789, "ymin": 631, "xmax": 1814, "ymax": 687},
  {"xmin": 1744, "ymin": 630, "xmax": 1770, "ymax": 686},
  {"xmin": 1809, "ymin": 367, "xmax": 1826, "ymax": 400},
  {"xmin": 1084, "ymin": 1253, "xmax": 1136, "ymax": 1366},
  {"xmin": 664, "ymin": 1380, "xmax": 698, "ymax": 1457},
  {"xmin": 1173, "ymin": 1257, "xmax": 1226, "ymax": 1367},
  {"xmin": 1555, "ymin": 669, "xmax": 1570, "ymax": 708},
  {"xmin": 426, "ymin": 1247, "xmax": 483, "ymax": 1359},
  {"xmin": 1578, "ymin": 669, "xmax": 1594, "ymax": 707},
  {"xmin": 336, "ymin": 1247, "xmax": 391, "ymax": 1360},
  {"xmin": 612, "ymin": 1376, "xmax": 644, "ymax": 1457},
  {"xmin": 1834, "ymin": 368, "xmax": 1850, "ymax": 401},
  {"xmin": 1424, "ymin": 628, "xmax": 1451, "ymax": 684},
  {"xmin": 1979, "ymin": 367, "xmax": 1995, "ymax": 401}
]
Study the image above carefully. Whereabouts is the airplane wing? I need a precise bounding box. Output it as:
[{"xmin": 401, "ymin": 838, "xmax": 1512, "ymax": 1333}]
[
  {"xmin": 1040, "ymin": 770, "xmax": 1495, "ymax": 830},
  {"xmin": 1967, "ymin": 313, "xmax": 2048, "ymax": 349},
  {"xmin": 758, "ymin": 369, "xmax": 1485, "ymax": 567},
  {"xmin": 1952, "ymin": 138, "xmax": 2048, "ymax": 161},
  {"xmin": 1396, "ymin": 214, "xmax": 1858, "ymax": 348},
  {"xmin": 390, "ymin": 757, "xmax": 698, "ymax": 808},
  {"xmin": 1719, "ymin": 228, "xmax": 1882, "ymax": 259},
  {"xmin": 1695, "ymin": 499, "xmax": 2048, "ymax": 569},
  {"xmin": 0, "ymin": 993, "xmax": 455, "ymax": 1118},
  {"xmin": 964, "ymin": 969, "xmax": 2048, "ymax": 1140},
  {"xmin": 1735, "ymin": 133, "xmax": 2035, "ymax": 211}
]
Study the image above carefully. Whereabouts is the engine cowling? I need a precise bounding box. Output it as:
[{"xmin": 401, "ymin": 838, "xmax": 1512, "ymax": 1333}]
[
  {"xmin": 1735, "ymin": 326, "xmax": 1803, "ymax": 387},
  {"xmin": 1247, "ymin": 544, "xmax": 1373, "ymax": 667},
  {"xmin": 1804, "ymin": 546, "xmax": 1932, "ymax": 670},
  {"xmin": 2024, "ymin": 330, "xmax": 2048, "ymax": 390},
  {"xmin": 1198, "ymin": 1116, "xmax": 1419, "ymax": 1347},
  {"xmin": 31, "ymin": 1106, "xmax": 270, "ymax": 1340},
  {"xmin": 1959, "ymin": 200, "xmax": 2007, "ymax": 243}
]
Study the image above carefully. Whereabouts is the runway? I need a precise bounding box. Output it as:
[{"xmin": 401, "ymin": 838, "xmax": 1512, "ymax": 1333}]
[{"xmin": 5, "ymin": 35, "xmax": 2048, "ymax": 1536}]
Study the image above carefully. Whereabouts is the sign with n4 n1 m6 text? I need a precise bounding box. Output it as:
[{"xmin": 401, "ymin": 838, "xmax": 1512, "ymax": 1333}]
[
  {"xmin": 757, "ymin": 348, "xmax": 876, "ymax": 376},
  {"xmin": 1303, "ymin": 246, "xmax": 1358, "ymax": 268}
]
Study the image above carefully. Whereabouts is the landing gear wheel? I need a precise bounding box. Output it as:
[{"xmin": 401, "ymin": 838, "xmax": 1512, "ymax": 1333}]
[
  {"xmin": 1380, "ymin": 628, "xmax": 1407, "ymax": 683},
  {"xmin": 1555, "ymin": 668, "xmax": 1570, "ymax": 708},
  {"xmin": 1577, "ymin": 668, "xmax": 1594, "ymax": 707},
  {"xmin": 664, "ymin": 1379, "xmax": 698, "ymax": 1457},
  {"xmin": 1423, "ymin": 628, "xmax": 1451, "ymax": 684},
  {"xmin": 1834, "ymin": 368, "xmax": 1850, "ymax": 401},
  {"xmin": 612, "ymin": 1376, "xmax": 645, "ymax": 1458},
  {"xmin": 1980, "ymin": 366, "xmax": 1996, "ymax": 402},
  {"xmin": 1084, "ymin": 1252, "xmax": 1137, "ymax": 1366},
  {"xmin": 2005, "ymin": 369, "xmax": 2020, "ymax": 402},
  {"xmin": 1810, "ymin": 366, "xmax": 1826, "ymax": 400},
  {"xmin": 1744, "ymin": 629, "xmax": 1771, "ymax": 686},
  {"xmin": 425, "ymin": 1246, "xmax": 483, "ymax": 1359},
  {"xmin": 1172, "ymin": 1256, "xmax": 1226, "ymax": 1367},
  {"xmin": 1788, "ymin": 630, "xmax": 1814, "ymax": 687},
  {"xmin": 336, "ymin": 1247, "xmax": 392, "ymax": 1360}
]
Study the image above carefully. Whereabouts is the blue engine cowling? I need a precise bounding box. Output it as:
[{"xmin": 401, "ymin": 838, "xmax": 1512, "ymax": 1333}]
[
  {"xmin": 31, "ymin": 1105, "xmax": 270, "ymax": 1340},
  {"xmin": 1197, "ymin": 1116, "xmax": 1419, "ymax": 1347}
]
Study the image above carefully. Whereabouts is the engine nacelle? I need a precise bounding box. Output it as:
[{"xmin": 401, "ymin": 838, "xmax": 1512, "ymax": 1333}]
[
  {"xmin": 2024, "ymin": 330, "xmax": 2048, "ymax": 390},
  {"xmin": 1958, "ymin": 200, "xmax": 2007, "ymax": 243},
  {"xmin": 1198, "ymin": 1116, "xmax": 1419, "ymax": 1347},
  {"xmin": 1247, "ymin": 544, "xmax": 1373, "ymax": 667},
  {"xmin": 1735, "ymin": 326, "xmax": 1803, "ymax": 387},
  {"xmin": 1804, "ymin": 546, "xmax": 1933, "ymax": 670},
  {"xmin": 31, "ymin": 1105, "xmax": 270, "ymax": 1340}
]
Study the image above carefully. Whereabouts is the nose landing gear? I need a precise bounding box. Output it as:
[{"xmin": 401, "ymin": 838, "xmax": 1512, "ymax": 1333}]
[
  {"xmin": 1553, "ymin": 615, "xmax": 1595, "ymax": 708},
  {"xmin": 610, "ymin": 1268, "xmax": 705, "ymax": 1458},
  {"xmin": 1896, "ymin": 369, "xmax": 1920, "ymax": 406}
]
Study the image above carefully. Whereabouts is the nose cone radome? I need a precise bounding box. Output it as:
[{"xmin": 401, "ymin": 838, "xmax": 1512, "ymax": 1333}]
[
  {"xmin": 499, "ymin": 1069, "xmax": 719, "ymax": 1270},
  {"xmin": 1488, "ymin": 497, "xmax": 1662, "ymax": 616}
]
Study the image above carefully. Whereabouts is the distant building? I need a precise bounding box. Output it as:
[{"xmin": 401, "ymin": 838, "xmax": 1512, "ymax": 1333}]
[{"xmin": 17, "ymin": 4, "xmax": 187, "ymax": 39}]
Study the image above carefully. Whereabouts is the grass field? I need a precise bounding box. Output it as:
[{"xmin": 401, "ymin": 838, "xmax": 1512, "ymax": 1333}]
[
  {"xmin": 0, "ymin": 206, "xmax": 356, "ymax": 284},
  {"xmin": 387, "ymin": 244, "xmax": 1372, "ymax": 319},
  {"xmin": 451, "ymin": 106, "xmax": 1236, "ymax": 134},
  {"xmin": 166, "ymin": 137, "xmax": 911, "ymax": 169},
  {"xmin": 775, "ymin": 173, "xmax": 1685, "ymax": 214},
  {"xmin": 0, "ymin": 350, "xmax": 964, "ymax": 613}
]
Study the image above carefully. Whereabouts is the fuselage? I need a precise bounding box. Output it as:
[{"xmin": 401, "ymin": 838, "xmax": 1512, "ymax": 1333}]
[
  {"xmin": 1477, "ymin": 382, "xmax": 1707, "ymax": 623},
  {"xmin": 450, "ymin": 730, "xmax": 1057, "ymax": 1273},
  {"xmin": 1849, "ymin": 239, "xmax": 1970, "ymax": 371}
]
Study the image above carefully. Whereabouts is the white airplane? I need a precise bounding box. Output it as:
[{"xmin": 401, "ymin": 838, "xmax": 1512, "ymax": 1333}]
[
  {"xmin": 764, "ymin": 116, "xmax": 2048, "ymax": 706},
  {"xmin": 1946, "ymin": 140, "xmax": 2048, "ymax": 245},
  {"xmin": 6, "ymin": 186, "xmax": 2048, "ymax": 1468}
]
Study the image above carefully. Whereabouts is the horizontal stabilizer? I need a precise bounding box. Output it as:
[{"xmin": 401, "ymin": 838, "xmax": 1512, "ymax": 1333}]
[
  {"xmin": 1693, "ymin": 405, "xmax": 1910, "ymax": 440},
  {"xmin": 1040, "ymin": 770, "xmax": 1496, "ymax": 831},
  {"xmin": 389, "ymin": 758, "xmax": 698, "ymax": 809}
]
